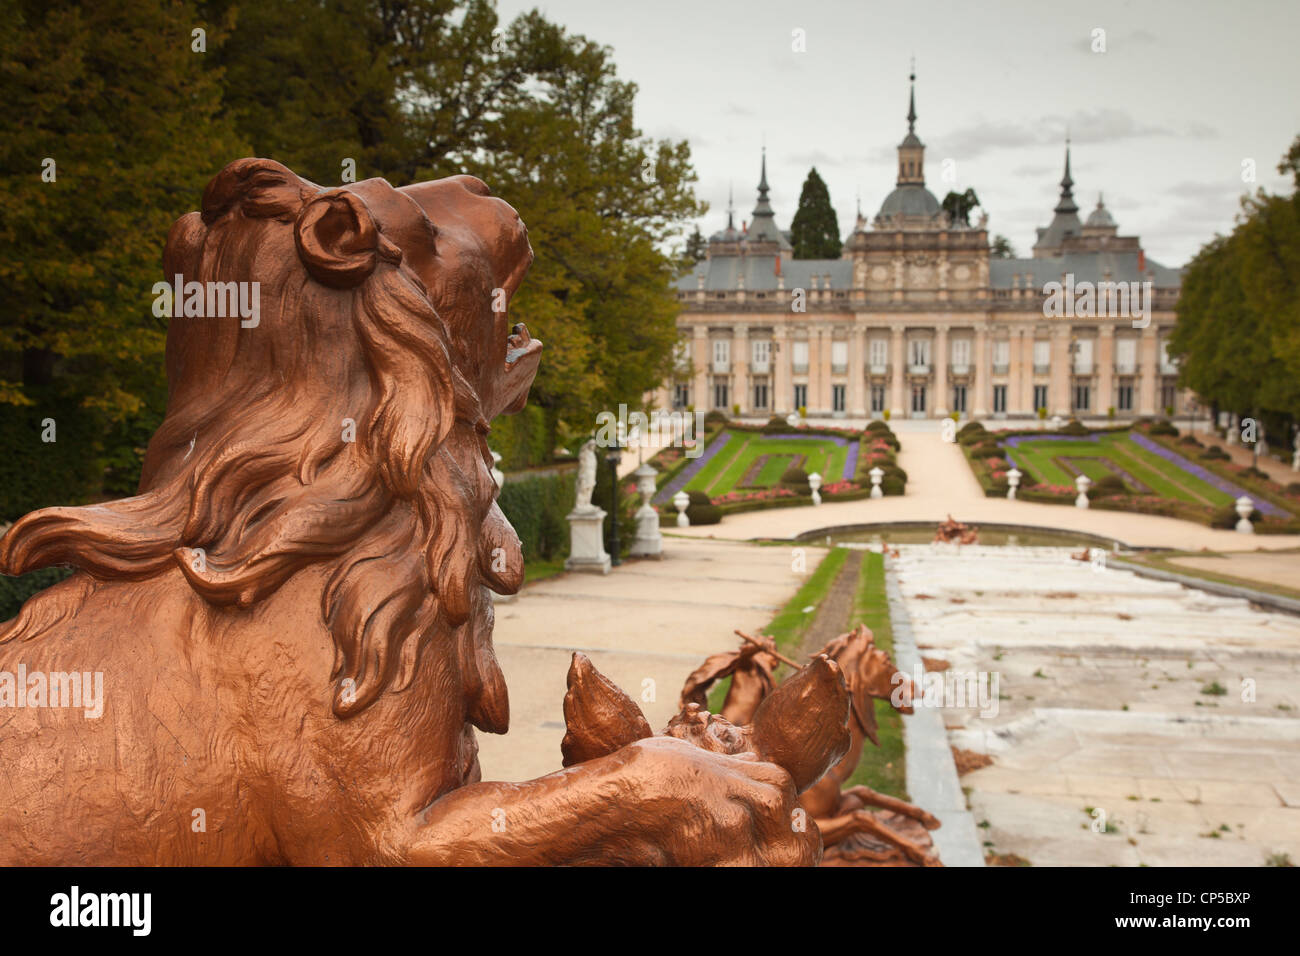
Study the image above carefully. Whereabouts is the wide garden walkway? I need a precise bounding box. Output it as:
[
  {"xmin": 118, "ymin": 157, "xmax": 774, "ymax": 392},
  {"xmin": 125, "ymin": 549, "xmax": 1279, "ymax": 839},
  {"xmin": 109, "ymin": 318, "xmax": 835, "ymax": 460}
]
[{"xmin": 671, "ymin": 429, "xmax": 1300, "ymax": 552}]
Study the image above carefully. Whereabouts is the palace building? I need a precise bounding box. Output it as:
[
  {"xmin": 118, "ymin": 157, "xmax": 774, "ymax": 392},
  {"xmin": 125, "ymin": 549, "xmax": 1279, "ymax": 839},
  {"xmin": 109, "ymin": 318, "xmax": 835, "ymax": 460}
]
[{"xmin": 654, "ymin": 76, "xmax": 1186, "ymax": 421}]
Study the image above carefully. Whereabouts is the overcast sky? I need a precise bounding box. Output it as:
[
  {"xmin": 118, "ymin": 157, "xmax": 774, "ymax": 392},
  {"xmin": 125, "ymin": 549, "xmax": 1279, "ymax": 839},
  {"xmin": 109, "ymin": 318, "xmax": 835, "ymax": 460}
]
[{"xmin": 495, "ymin": 0, "xmax": 1300, "ymax": 266}]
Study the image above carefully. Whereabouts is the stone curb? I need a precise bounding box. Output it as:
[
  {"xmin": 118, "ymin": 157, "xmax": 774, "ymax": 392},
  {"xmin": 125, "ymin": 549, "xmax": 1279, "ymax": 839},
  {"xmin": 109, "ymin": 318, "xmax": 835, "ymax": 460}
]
[
  {"xmin": 1108, "ymin": 557, "xmax": 1300, "ymax": 617},
  {"xmin": 884, "ymin": 564, "xmax": 986, "ymax": 867}
]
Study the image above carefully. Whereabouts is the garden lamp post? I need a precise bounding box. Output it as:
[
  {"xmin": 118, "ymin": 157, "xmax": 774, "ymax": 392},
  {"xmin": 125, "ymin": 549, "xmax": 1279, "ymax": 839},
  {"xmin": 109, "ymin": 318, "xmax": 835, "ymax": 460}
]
[{"xmin": 605, "ymin": 447, "xmax": 623, "ymax": 566}]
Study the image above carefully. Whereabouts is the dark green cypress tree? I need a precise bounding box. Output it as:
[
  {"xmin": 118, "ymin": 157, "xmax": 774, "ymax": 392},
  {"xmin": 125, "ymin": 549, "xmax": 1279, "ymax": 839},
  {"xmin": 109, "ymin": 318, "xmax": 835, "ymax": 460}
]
[{"xmin": 789, "ymin": 167, "xmax": 841, "ymax": 259}]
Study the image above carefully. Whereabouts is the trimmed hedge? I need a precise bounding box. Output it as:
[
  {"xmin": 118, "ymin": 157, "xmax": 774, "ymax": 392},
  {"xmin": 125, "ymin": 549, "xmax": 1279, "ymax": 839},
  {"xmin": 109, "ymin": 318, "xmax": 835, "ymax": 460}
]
[{"xmin": 496, "ymin": 471, "xmax": 575, "ymax": 563}]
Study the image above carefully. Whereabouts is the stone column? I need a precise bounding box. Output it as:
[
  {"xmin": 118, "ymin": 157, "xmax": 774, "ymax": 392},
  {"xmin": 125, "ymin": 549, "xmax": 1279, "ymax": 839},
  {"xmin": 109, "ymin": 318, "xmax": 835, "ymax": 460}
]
[
  {"xmin": 732, "ymin": 324, "xmax": 749, "ymax": 416},
  {"xmin": 1007, "ymin": 327, "xmax": 1023, "ymax": 416},
  {"xmin": 1050, "ymin": 325, "xmax": 1071, "ymax": 417},
  {"xmin": 973, "ymin": 323, "xmax": 989, "ymax": 418},
  {"xmin": 692, "ymin": 325, "xmax": 709, "ymax": 412},
  {"xmin": 808, "ymin": 324, "xmax": 823, "ymax": 415},
  {"xmin": 1097, "ymin": 324, "xmax": 1115, "ymax": 417},
  {"xmin": 1138, "ymin": 324, "xmax": 1159, "ymax": 415},
  {"xmin": 889, "ymin": 323, "xmax": 906, "ymax": 418},
  {"xmin": 1021, "ymin": 328, "xmax": 1037, "ymax": 414},
  {"xmin": 848, "ymin": 322, "xmax": 866, "ymax": 417},
  {"xmin": 772, "ymin": 324, "xmax": 789, "ymax": 416},
  {"xmin": 933, "ymin": 324, "xmax": 949, "ymax": 417}
]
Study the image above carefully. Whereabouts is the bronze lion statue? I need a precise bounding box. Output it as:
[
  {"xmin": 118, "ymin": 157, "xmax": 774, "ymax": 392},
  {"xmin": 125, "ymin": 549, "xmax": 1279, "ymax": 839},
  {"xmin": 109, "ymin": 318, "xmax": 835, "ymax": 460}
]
[{"xmin": 0, "ymin": 159, "xmax": 846, "ymax": 865}]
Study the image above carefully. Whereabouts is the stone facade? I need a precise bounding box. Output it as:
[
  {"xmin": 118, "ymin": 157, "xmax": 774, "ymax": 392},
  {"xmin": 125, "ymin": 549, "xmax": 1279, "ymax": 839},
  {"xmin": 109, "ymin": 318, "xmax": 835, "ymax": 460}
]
[{"xmin": 655, "ymin": 80, "xmax": 1186, "ymax": 421}]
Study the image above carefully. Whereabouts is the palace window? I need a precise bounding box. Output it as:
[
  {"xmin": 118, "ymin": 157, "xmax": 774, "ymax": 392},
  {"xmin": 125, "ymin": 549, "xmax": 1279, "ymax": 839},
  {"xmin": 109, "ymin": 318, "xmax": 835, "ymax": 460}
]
[
  {"xmin": 869, "ymin": 338, "xmax": 889, "ymax": 367},
  {"xmin": 909, "ymin": 338, "xmax": 931, "ymax": 367},
  {"xmin": 1033, "ymin": 385, "xmax": 1048, "ymax": 413},
  {"xmin": 1073, "ymin": 339, "xmax": 1093, "ymax": 374},
  {"xmin": 1115, "ymin": 338, "xmax": 1137, "ymax": 373},
  {"xmin": 1117, "ymin": 382, "xmax": 1133, "ymax": 411},
  {"xmin": 1161, "ymin": 383, "xmax": 1178, "ymax": 413},
  {"xmin": 711, "ymin": 339, "xmax": 730, "ymax": 373},
  {"xmin": 993, "ymin": 384, "xmax": 1007, "ymax": 414},
  {"xmin": 870, "ymin": 385, "xmax": 886, "ymax": 413},
  {"xmin": 793, "ymin": 384, "xmax": 808, "ymax": 411},
  {"xmin": 673, "ymin": 384, "xmax": 689, "ymax": 410},
  {"xmin": 832, "ymin": 384, "xmax": 846, "ymax": 412},
  {"xmin": 751, "ymin": 339, "xmax": 771, "ymax": 373},
  {"xmin": 831, "ymin": 341, "xmax": 848, "ymax": 374},
  {"xmin": 911, "ymin": 385, "xmax": 927, "ymax": 414},
  {"xmin": 992, "ymin": 340, "xmax": 1010, "ymax": 370},
  {"xmin": 1033, "ymin": 340, "xmax": 1050, "ymax": 371},
  {"xmin": 952, "ymin": 385, "xmax": 967, "ymax": 413},
  {"xmin": 1073, "ymin": 384, "xmax": 1090, "ymax": 411},
  {"xmin": 792, "ymin": 341, "xmax": 809, "ymax": 373},
  {"xmin": 753, "ymin": 381, "xmax": 769, "ymax": 410},
  {"xmin": 951, "ymin": 338, "xmax": 971, "ymax": 369},
  {"xmin": 713, "ymin": 380, "xmax": 728, "ymax": 410}
]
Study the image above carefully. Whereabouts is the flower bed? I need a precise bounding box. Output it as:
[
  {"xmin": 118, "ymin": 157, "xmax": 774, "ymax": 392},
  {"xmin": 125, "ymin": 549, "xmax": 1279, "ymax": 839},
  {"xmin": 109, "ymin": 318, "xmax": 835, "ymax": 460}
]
[{"xmin": 1138, "ymin": 425, "xmax": 1300, "ymax": 519}]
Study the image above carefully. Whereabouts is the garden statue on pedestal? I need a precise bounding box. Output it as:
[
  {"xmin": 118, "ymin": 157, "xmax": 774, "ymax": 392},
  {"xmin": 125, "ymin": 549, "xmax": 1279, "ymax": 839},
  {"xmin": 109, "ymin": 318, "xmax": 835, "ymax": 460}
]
[{"xmin": 0, "ymin": 158, "xmax": 849, "ymax": 866}]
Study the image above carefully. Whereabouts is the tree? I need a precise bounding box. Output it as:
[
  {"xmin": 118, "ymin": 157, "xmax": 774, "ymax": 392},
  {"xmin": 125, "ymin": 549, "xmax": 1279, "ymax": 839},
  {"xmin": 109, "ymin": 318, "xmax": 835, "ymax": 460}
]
[
  {"xmin": 990, "ymin": 234, "xmax": 1015, "ymax": 258},
  {"xmin": 681, "ymin": 225, "xmax": 708, "ymax": 268},
  {"xmin": 942, "ymin": 188, "xmax": 981, "ymax": 227},
  {"xmin": 789, "ymin": 167, "xmax": 841, "ymax": 259},
  {"xmin": 1168, "ymin": 134, "xmax": 1300, "ymax": 439},
  {"xmin": 0, "ymin": 0, "xmax": 248, "ymax": 502}
]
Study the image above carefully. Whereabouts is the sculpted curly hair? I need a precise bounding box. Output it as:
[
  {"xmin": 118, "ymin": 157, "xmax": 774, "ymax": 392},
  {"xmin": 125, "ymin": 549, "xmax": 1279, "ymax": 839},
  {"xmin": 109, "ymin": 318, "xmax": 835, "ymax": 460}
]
[{"xmin": 0, "ymin": 159, "xmax": 522, "ymax": 728}]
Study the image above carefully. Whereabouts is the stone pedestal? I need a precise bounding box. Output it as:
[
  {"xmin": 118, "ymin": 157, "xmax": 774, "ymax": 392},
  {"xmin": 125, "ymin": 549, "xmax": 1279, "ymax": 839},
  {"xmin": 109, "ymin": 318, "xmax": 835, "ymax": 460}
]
[
  {"xmin": 565, "ymin": 506, "xmax": 611, "ymax": 574},
  {"xmin": 629, "ymin": 463, "xmax": 663, "ymax": 559}
]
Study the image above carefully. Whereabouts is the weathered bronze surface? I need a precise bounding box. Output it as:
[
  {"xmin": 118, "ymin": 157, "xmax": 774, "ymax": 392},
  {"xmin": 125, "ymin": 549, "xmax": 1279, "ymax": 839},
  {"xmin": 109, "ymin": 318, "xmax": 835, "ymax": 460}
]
[
  {"xmin": 0, "ymin": 159, "xmax": 850, "ymax": 866},
  {"xmin": 680, "ymin": 624, "xmax": 943, "ymax": 867}
]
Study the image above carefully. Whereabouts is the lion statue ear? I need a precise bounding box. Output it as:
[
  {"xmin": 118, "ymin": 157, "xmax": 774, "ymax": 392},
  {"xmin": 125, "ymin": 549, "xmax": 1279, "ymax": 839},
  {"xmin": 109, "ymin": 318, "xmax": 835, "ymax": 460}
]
[{"xmin": 294, "ymin": 190, "xmax": 400, "ymax": 289}]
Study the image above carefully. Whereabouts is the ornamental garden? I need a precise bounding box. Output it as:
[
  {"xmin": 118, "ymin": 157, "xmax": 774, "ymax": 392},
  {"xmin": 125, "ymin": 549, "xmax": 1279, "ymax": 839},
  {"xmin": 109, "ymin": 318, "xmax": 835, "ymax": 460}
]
[{"xmin": 958, "ymin": 419, "xmax": 1300, "ymax": 532}]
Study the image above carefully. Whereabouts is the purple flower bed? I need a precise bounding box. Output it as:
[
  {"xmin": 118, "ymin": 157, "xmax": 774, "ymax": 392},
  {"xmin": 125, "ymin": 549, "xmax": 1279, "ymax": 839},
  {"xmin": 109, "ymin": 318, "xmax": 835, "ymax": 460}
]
[
  {"xmin": 652, "ymin": 431, "xmax": 732, "ymax": 505},
  {"xmin": 1128, "ymin": 433, "xmax": 1287, "ymax": 517}
]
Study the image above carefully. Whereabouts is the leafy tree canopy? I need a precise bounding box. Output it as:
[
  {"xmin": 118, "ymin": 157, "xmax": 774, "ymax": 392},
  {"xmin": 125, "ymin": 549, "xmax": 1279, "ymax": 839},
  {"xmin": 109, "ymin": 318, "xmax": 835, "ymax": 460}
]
[{"xmin": 789, "ymin": 167, "xmax": 841, "ymax": 259}]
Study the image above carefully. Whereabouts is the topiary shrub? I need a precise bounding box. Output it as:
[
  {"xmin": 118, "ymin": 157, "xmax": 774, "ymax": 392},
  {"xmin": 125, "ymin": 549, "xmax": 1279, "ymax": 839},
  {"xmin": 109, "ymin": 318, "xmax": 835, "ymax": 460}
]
[
  {"xmin": 1147, "ymin": 420, "xmax": 1178, "ymax": 436},
  {"xmin": 704, "ymin": 409, "xmax": 729, "ymax": 427},
  {"xmin": 1199, "ymin": 446, "xmax": 1229, "ymax": 461},
  {"xmin": 1178, "ymin": 435, "xmax": 1204, "ymax": 448},
  {"xmin": 970, "ymin": 443, "xmax": 1003, "ymax": 459},
  {"xmin": 1088, "ymin": 474, "xmax": 1127, "ymax": 499},
  {"xmin": 762, "ymin": 415, "xmax": 789, "ymax": 435},
  {"xmin": 779, "ymin": 466, "xmax": 811, "ymax": 493},
  {"xmin": 880, "ymin": 476, "xmax": 904, "ymax": 495},
  {"xmin": 685, "ymin": 489, "xmax": 722, "ymax": 525},
  {"xmin": 1062, "ymin": 419, "xmax": 1089, "ymax": 436},
  {"xmin": 1240, "ymin": 466, "xmax": 1269, "ymax": 480},
  {"xmin": 1286, "ymin": 482, "xmax": 1300, "ymax": 496},
  {"xmin": 879, "ymin": 463, "xmax": 908, "ymax": 484}
]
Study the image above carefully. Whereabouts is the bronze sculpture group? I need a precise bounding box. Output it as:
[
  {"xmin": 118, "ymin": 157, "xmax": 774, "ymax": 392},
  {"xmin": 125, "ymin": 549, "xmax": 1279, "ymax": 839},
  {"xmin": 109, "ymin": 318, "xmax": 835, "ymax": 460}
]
[
  {"xmin": 680, "ymin": 625, "xmax": 942, "ymax": 866},
  {"xmin": 0, "ymin": 158, "xmax": 896, "ymax": 866}
]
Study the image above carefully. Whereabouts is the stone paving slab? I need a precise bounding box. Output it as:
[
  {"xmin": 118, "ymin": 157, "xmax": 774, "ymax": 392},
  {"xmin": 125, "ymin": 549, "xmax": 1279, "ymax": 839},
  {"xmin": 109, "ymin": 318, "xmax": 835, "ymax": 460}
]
[{"xmin": 892, "ymin": 544, "xmax": 1300, "ymax": 866}]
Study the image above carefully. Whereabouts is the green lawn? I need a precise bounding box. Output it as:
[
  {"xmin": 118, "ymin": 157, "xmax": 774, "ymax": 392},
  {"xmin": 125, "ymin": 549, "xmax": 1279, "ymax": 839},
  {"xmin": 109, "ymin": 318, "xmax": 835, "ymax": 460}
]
[
  {"xmin": 1007, "ymin": 432, "xmax": 1235, "ymax": 507},
  {"xmin": 685, "ymin": 429, "xmax": 851, "ymax": 497},
  {"xmin": 845, "ymin": 551, "xmax": 908, "ymax": 800}
]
